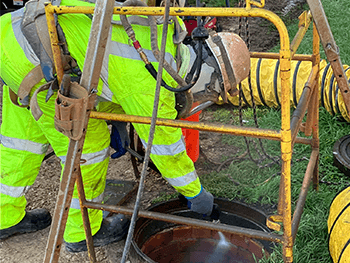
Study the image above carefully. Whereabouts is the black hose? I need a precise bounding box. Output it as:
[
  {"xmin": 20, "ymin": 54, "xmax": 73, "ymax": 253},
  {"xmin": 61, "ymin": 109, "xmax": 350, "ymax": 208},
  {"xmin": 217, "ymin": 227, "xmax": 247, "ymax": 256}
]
[
  {"xmin": 155, "ymin": 40, "xmax": 203, "ymax": 93},
  {"xmin": 121, "ymin": 1, "xmax": 172, "ymax": 261},
  {"xmin": 184, "ymin": 40, "xmax": 203, "ymax": 86},
  {"xmin": 321, "ymin": 63, "xmax": 331, "ymax": 108},
  {"xmin": 145, "ymin": 42, "xmax": 203, "ymax": 93},
  {"xmin": 148, "ymin": 11, "xmax": 188, "ymax": 87},
  {"xmin": 146, "ymin": 0, "xmax": 205, "ymax": 93},
  {"xmin": 120, "ymin": 0, "xmax": 197, "ymax": 93},
  {"xmin": 273, "ymin": 59, "xmax": 281, "ymax": 107},
  {"xmin": 256, "ymin": 58, "xmax": 268, "ymax": 107},
  {"xmin": 119, "ymin": 0, "xmax": 194, "ymax": 117}
]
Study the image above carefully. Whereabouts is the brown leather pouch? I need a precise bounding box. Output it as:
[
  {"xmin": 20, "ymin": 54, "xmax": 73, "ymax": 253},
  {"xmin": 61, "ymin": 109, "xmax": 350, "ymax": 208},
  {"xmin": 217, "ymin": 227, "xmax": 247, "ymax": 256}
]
[{"xmin": 54, "ymin": 82, "xmax": 96, "ymax": 140}]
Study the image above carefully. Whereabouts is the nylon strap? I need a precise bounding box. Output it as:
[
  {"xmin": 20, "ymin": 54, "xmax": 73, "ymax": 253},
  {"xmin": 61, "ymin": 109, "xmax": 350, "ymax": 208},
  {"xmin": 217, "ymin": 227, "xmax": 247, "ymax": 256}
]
[
  {"xmin": 18, "ymin": 65, "xmax": 44, "ymax": 100},
  {"xmin": 30, "ymin": 81, "xmax": 53, "ymax": 121},
  {"xmin": 211, "ymin": 35, "xmax": 236, "ymax": 90},
  {"xmin": 18, "ymin": 0, "xmax": 78, "ymax": 105},
  {"xmin": 21, "ymin": 0, "xmax": 55, "ymax": 82},
  {"xmin": 9, "ymin": 89, "xmax": 27, "ymax": 108}
]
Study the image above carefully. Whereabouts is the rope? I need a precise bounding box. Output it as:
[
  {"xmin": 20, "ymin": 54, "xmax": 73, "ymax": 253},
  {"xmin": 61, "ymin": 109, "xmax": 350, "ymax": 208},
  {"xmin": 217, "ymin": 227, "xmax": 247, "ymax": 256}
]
[{"xmin": 237, "ymin": 0, "xmax": 281, "ymax": 169}]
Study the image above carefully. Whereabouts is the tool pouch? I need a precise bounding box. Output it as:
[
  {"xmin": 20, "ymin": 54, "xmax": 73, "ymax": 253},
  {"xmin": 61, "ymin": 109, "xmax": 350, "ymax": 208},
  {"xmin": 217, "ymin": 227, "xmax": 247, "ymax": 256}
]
[{"xmin": 54, "ymin": 82, "xmax": 96, "ymax": 140}]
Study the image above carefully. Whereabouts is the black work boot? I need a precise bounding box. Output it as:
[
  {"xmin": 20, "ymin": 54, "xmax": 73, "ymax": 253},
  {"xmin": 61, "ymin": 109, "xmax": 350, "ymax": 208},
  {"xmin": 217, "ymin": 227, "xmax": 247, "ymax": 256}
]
[
  {"xmin": 0, "ymin": 208, "xmax": 52, "ymax": 240},
  {"xmin": 64, "ymin": 214, "xmax": 130, "ymax": 253}
]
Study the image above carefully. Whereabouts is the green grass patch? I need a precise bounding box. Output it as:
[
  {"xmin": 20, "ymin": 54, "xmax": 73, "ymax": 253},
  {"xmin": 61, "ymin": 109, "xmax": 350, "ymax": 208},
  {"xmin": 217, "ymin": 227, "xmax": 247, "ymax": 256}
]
[
  {"xmin": 270, "ymin": 1, "xmax": 350, "ymax": 65},
  {"xmin": 201, "ymin": 107, "xmax": 349, "ymax": 263}
]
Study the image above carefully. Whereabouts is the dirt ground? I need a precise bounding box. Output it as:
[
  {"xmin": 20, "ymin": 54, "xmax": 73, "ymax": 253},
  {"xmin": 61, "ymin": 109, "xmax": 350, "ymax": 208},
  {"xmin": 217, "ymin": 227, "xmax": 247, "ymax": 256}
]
[{"xmin": 0, "ymin": 1, "xmax": 307, "ymax": 262}]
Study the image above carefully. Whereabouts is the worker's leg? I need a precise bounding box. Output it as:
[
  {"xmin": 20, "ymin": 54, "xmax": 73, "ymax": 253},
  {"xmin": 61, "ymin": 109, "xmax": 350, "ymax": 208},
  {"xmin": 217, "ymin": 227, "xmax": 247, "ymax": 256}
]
[
  {"xmin": 35, "ymin": 90, "xmax": 117, "ymax": 243},
  {"xmin": 119, "ymin": 94, "xmax": 214, "ymax": 216},
  {"xmin": 0, "ymin": 86, "xmax": 50, "ymax": 231}
]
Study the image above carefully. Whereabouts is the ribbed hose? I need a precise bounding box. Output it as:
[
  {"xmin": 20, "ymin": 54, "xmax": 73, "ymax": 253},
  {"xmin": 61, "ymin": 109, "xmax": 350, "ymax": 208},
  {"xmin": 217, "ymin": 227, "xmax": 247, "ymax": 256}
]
[
  {"xmin": 120, "ymin": 0, "xmax": 147, "ymax": 39},
  {"xmin": 227, "ymin": 58, "xmax": 350, "ymax": 121},
  {"xmin": 327, "ymin": 185, "xmax": 350, "ymax": 263}
]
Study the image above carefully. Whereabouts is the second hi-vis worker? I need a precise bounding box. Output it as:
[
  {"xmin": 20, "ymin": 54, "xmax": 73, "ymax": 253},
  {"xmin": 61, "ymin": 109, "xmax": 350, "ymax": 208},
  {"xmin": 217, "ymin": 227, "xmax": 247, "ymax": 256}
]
[{"xmin": 0, "ymin": 0, "xmax": 250, "ymax": 252}]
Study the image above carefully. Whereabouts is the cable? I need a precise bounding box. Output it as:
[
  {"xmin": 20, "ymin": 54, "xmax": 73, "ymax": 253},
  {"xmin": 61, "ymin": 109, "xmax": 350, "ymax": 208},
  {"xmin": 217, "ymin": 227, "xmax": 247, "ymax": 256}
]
[{"xmin": 120, "ymin": 0, "xmax": 171, "ymax": 261}]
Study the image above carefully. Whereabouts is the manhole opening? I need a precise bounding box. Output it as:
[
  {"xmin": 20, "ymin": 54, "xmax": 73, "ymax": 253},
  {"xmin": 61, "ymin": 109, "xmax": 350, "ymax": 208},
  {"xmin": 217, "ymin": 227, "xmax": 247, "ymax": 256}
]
[
  {"xmin": 141, "ymin": 225, "xmax": 268, "ymax": 263},
  {"xmin": 132, "ymin": 198, "xmax": 274, "ymax": 263}
]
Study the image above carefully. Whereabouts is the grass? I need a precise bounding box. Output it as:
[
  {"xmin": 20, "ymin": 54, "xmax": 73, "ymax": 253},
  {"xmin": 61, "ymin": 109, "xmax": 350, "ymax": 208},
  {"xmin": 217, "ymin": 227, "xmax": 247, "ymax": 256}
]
[
  {"xmin": 153, "ymin": 0, "xmax": 350, "ymax": 262},
  {"xmin": 199, "ymin": 106, "xmax": 350, "ymax": 263},
  {"xmin": 270, "ymin": 1, "xmax": 350, "ymax": 65}
]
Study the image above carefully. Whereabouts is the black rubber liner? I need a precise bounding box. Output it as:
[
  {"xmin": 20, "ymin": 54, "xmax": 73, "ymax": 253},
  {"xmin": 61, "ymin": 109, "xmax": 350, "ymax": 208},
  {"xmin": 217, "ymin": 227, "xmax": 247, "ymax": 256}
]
[{"xmin": 333, "ymin": 134, "xmax": 350, "ymax": 177}]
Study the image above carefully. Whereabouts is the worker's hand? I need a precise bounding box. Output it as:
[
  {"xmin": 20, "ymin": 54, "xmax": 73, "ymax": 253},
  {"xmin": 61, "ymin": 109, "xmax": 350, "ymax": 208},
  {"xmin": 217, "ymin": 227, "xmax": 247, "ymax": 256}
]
[
  {"xmin": 110, "ymin": 121, "xmax": 130, "ymax": 159},
  {"xmin": 178, "ymin": 188, "xmax": 220, "ymax": 220}
]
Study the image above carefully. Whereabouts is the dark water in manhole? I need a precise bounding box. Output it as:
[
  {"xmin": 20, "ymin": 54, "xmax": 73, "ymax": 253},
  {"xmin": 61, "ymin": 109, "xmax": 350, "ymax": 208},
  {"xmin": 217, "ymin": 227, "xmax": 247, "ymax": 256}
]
[{"xmin": 131, "ymin": 198, "xmax": 274, "ymax": 263}]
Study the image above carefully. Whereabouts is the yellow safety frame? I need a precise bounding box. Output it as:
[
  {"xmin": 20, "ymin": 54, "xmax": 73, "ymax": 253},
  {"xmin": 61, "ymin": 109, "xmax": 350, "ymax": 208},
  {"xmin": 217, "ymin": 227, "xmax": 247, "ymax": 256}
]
[{"xmin": 44, "ymin": 2, "xmax": 321, "ymax": 262}]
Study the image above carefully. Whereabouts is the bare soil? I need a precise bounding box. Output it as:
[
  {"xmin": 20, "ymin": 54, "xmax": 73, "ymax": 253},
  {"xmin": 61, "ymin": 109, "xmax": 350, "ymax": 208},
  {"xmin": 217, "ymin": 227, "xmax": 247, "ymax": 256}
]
[{"xmin": 0, "ymin": 1, "xmax": 306, "ymax": 262}]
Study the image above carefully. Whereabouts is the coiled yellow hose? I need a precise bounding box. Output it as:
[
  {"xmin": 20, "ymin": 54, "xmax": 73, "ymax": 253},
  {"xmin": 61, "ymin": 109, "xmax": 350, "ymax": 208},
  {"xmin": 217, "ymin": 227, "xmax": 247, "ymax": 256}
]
[
  {"xmin": 328, "ymin": 185, "xmax": 350, "ymax": 263},
  {"xmin": 226, "ymin": 58, "xmax": 350, "ymax": 121}
]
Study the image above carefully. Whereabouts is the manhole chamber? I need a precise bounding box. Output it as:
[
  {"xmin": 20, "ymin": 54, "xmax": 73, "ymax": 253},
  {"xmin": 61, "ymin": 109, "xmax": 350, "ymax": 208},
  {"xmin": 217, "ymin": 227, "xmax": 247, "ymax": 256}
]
[{"xmin": 131, "ymin": 198, "xmax": 274, "ymax": 263}]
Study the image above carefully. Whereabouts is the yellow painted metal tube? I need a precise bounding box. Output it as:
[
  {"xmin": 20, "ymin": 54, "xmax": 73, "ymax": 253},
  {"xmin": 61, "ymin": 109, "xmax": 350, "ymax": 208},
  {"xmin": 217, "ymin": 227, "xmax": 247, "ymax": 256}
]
[
  {"xmin": 250, "ymin": 52, "xmax": 312, "ymax": 62},
  {"xmin": 290, "ymin": 11, "xmax": 313, "ymax": 57},
  {"xmin": 246, "ymin": 0, "xmax": 265, "ymax": 9},
  {"xmin": 44, "ymin": 5, "xmax": 290, "ymax": 49},
  {"xmin": 45, "ymin": 3, "xmax": 64, "ymax": 84},
  {"xmin": 44, "ymin": 5, "xmax": 293, "ymax": 261},
  {"xmin": 90, "ymin": 111, "xmax": 281, "ymax": 141}
]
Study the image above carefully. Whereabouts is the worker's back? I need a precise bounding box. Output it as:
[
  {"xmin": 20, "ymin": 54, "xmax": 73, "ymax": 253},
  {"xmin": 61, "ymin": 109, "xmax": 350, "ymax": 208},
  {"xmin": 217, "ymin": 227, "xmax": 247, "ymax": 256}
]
[{"xmin": 0, "ymin": 0, "xmax": 180, "ymax": 106}]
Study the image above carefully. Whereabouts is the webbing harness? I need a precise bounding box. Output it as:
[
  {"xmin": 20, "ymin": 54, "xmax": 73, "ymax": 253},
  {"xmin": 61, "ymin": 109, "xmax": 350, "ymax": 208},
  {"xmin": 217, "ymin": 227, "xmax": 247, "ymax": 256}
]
[{"xmin": 10, "ymin": 0, "xmax": 80, "ymax": 108}]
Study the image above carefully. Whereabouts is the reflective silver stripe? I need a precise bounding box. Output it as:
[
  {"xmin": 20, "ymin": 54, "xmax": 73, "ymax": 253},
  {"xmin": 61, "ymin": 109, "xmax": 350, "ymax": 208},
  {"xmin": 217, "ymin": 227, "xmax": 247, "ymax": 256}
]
[
  {"xmin": 59, "ymin": 147, "xmax": 109, "ymax": 165},
  {"xmin": 95, "ymin": 37, "xmax": 177, "ymax": 101},
  {"xmin": 0, "ymin": 183, "xmax": 30, "ymax": 198},
  {"xmin": 70, "ymin": 192, "xmax": 104, "ymax": 210},
  {"xmin": 11, "ymin": 9, "xmax": 40, "ymax": 66},
  {"xmin": 140, "ymin": 138, "xmax": 186, "ymax": 156},
  {"xmin": 97, "ymin": 39, "xmax": 177, "ymax": 102},
  {"xmin": 109, "ymin": 41, "xmax": 177, "ymax": 70},
  {"xmin": 165, "ymin": 170, "xmax": 198, "ymax": 187},
  {"xmin": 0, "ymin": 134, "xmax": 49, "ymax": 154}
]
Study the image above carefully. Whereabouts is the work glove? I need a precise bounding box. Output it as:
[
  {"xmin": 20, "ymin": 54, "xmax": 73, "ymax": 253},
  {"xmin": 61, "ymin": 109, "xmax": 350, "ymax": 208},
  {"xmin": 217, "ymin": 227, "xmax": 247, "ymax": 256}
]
[
  {"xmin": 110, "ymin": 121, "xmax": 130, "ymax": 159},
  {"xmin": 178, "ymin": 188, "xmax": 220, "ymax": 220}
]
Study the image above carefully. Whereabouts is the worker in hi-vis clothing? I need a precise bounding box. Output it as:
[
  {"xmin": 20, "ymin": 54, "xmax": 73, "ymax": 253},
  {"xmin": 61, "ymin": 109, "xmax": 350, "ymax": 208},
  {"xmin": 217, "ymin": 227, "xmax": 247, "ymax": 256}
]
[{"xmin": 0, "ymin": 0, "xmax": 250, "ymax": 252}]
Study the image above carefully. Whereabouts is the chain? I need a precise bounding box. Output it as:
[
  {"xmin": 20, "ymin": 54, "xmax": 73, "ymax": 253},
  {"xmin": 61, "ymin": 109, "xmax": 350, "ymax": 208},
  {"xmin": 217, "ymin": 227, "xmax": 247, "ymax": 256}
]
[
  {"xmin": 197, "ymin": 0, "xmax": 282, "ymax": 187},
  {"xmin": 238, "ymin": 0, "xmax": 281, "ymax": 169}
]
